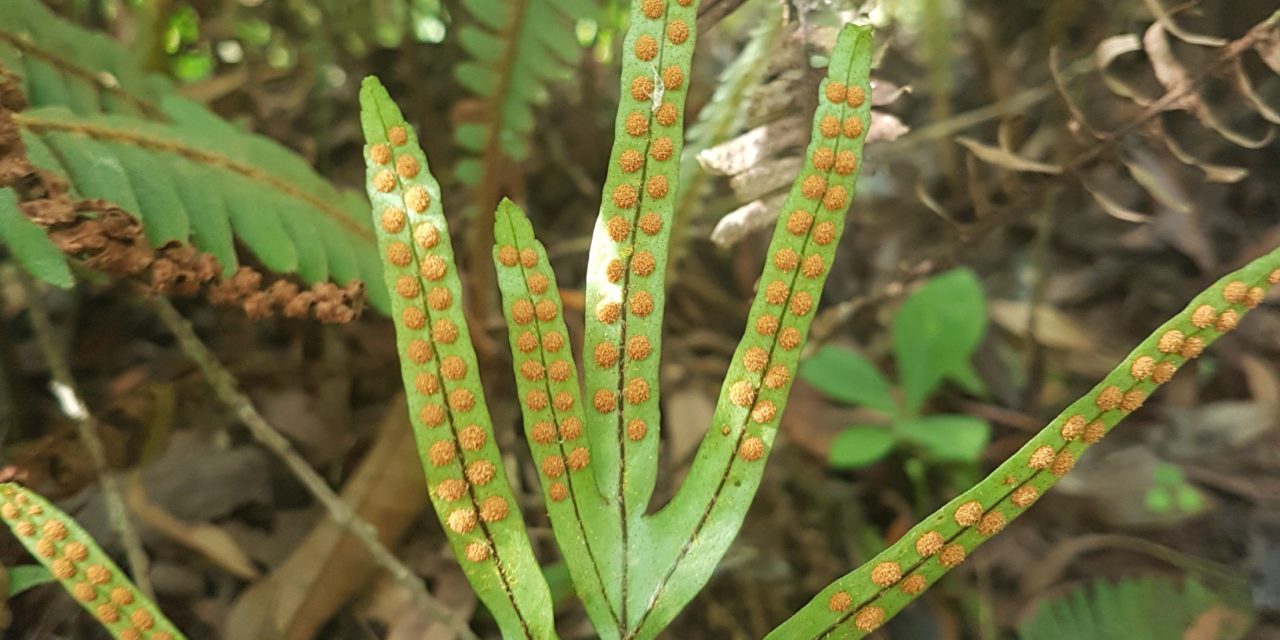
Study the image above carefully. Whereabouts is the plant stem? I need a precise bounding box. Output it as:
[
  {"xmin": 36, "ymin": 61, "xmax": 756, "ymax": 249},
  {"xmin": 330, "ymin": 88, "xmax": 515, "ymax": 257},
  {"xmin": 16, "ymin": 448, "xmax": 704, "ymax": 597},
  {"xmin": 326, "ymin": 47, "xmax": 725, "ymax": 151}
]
[
  {"xmin": 16, "ymin": 272, "xmax": 154, "ymax": 598},
  {"xmin": 150, "ymin": 297, "xmax": 478, "ymax": 640}
]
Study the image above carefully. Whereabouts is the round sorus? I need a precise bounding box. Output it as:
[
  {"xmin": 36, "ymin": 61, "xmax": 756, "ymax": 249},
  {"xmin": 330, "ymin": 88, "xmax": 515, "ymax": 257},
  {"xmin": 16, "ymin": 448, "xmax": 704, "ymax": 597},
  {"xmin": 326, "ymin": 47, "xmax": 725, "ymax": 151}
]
[
  {"xmin": 871, "ymin": 561, "xmax": 901, "ymax": 587},
  {"xmin": 656, "ymin": 103, "xmax": 678, "ymax": 126},
  {"xmin": 620, "ymin": 149, "xmax": 644, "ymax": 172},
  {"xmin": 1096, "ymin": 386, "xmax": 1124, "ymax": 411},
  {"xmin": 627, "ymin": 419, "xmax": 648, "ymax": 441},
  {"xmin": 662, "ymin": 66, "xmax": 684, "ymax": 90},
  {"xmin": 1157, "ymin": 330, "xmax": 1185, "ymax": 354},
  {"xmin": 404, "ymin": 185, "xmax": 430, "ymax": 212},
  {"xmin": 738, "ymin": 436, "xmax": 765, "ymax": 461},
  {"xmin": 631, "ymin": 76, "xmax": 654, "ymax": 101},
  {"xmin": 396, "ymin": 154, "xmax": 419, "ymax": 179},
  {"xmin": 549, "ymin": 482, "xmax": 569, "ymax": 502},
  {"xmin": 560, "ymin": 417, "xmax": 584, "ymax": 440},
  {"xmin": 381, "ymin": 207, "xmax": 406, "ymax": 233},
  {"xmin": 651, "ymin": 137, "xmax": 675, "ymax": 161},
  {"xmin": 825, "ymin": 82, "xmax": 846, "ymax": 103},
  {"xmin": 1028, "ymin": 445, "xmax": 1055, "ymax": 469},
  {"xmin": 465, "ymin": 542, "xmax": 491, "ymax": 562},
  {"xmin": 647, "ymin": 175, "xmax": 669, "ymax": 198},
  {"xmin": 639, "ymin": 211, "xmax": 663, "ymax": 235},
  {"xmin": 901, "ymin": 574, "xmax": 927, "ymax": 595},
  {"xmin": 1223, "ymin": 280, "xmax": 1247, "ymax": 304},
  {"xmin": 373, "ymin": 170, "xmax": 396, "ymax": 193},
  {"xmin": 613, "ymin": 183, "xmax": 640, "ymax": 208},
  {"xmin": 978, "ymin": 511, "xmax": 1007, "ymax": 536},
  {"xmin": 447, "ymin": 508, "xmax": 477, "ymax": 534},
  {"xmin": 667, "ymin": 20, "xmax": 689, "ymax": 44},
  {"xmin": 607, "ymin": 216, "xmax": 632, "ymax": 241},
  {"xmin": 567, "ymin": 447, "xmax": 591, "ymax": 471},
  {"xmin": 829, "ymin": 591, "xmax": 853, "ymax": 612},
  {"xmin": 1082, "ymin": 421, "xmax": 1107, "ymax": 444},
  {"xmin": 1011, "ymin": 485, "xmax": 1039, "ymax": 507},
  {"xmin": 480, "ymin": 496, "xmax": 508, "ymax": 522},
  {"xmin": 466, "ymin": 460, "xmax": 495, "ymax": 485},
  {"xmin": 939, "ymin": 544, "xmax": 966, "ymax": 567},
  {"xmin": 954, "ymin": 501, "xmax": 983, "ymax": 527}
]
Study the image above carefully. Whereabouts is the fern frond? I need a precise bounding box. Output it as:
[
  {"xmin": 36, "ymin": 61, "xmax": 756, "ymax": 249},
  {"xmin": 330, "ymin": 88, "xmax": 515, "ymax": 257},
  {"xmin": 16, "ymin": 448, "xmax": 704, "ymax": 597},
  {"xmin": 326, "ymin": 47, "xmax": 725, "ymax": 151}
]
[
  {"xmin": 577, "ymin": 0, "xmax": 699, "ymax": 631},
  {"xmin": 629, "ymin": 25, "xmax": 874, "ymax": 637},
  {"xmin": 769, "ymin": 249, "xmax": 1280, "ymax": 638},
  {"xmin": 453, "ymin": 0, "xmax": 597, "ymax": 189},
  {"xmin": 11, "ymin": 108, "xmax": 388, "ymax": 310},
  {"xmin": 1019, "ymin": 575, "xmax": 1249, "ymax": 640},
  {"xmin": 0, "ymin": 0, "xmax": 389, "ymax": 310},
  {"xmin": 0, "ymin": 187, "xmax": 73, "ymax": 287},
  {"xmin": 492, "ymin": 198, "xmax": 624, "ymax": 634},
  {"xmin": 0, "ymin": 483, "xmax": 187, "ymax": 639},
  {"xmin": 0, "ymin": 0, "xmax": 169, "ymax": 119},
  {"xmin": 359, "ymin": 77, "xmax": 556, "ymax": 639}
]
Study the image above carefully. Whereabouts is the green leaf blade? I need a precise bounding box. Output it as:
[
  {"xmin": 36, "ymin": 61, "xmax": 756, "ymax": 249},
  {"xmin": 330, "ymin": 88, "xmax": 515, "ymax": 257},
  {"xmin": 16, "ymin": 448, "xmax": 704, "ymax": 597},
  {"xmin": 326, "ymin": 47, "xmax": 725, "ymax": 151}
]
[
  {"xmin": 892, "ymin": 268, "xmax": 987, "ymax": 412},
  {"xmin": 0, "ymin": 187, "xmax": 73, "ymax": 288}
]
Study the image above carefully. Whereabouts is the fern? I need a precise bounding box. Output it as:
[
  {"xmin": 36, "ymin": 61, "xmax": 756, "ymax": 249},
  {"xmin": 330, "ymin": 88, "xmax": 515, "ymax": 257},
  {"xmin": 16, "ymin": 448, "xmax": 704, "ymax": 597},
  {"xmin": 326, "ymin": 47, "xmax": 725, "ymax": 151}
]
[
  {"xmin": 360, "ymin": 79, "xmax": 557, "ymax": 638},
  {"xmin": 0, "ymin": 0, "xmax": 389, "ymax": 311},
  {"xmin": 1018, "ymin": 576, "xmax": 1250, "ymax": 640},
  {"xmin": 769, "ymin": 250, "xmax": 1280, "ymax": 638},
  {"xmin": 0, "ymin": 186, "xmax": 72, "ymax": 288},
  {"xmin": 0, "ymin": 483, "xmax": 187, "ymax": 640},
  {"xmin": 452, "ymin": 0, "xmax": 598, "ymax": 189}
]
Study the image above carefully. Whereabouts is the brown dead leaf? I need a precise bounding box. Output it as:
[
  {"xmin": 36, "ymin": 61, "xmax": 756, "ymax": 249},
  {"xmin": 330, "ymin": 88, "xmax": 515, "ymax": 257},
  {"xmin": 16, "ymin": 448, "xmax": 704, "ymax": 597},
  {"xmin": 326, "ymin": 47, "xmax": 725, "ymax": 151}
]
[
  {"xmin": 225, "ymin": 399, "xmax": 431, "ymax": 640},
  {"xmin": 956, "ymin": 137, "xmax": 1063, "ymax": 174},
  {"xmin": 124, "ymin": 473, "xmax": 259, "ymax": 580}
]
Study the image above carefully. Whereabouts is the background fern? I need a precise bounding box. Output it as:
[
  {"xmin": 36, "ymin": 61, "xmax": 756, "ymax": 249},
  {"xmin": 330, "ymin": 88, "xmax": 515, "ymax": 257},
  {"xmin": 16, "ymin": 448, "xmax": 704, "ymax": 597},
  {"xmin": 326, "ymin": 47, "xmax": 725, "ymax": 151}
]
[
  {"xmin": 1018, "ymin": 576, "xmax": 1251, "ymax": 640},
  {"xmin": 0, "ymin": 0, "xmax": 389, "ymax": 311},
  {"xmin": 452, "ymin": 0, "xmax": 598, "ymax": 194}
]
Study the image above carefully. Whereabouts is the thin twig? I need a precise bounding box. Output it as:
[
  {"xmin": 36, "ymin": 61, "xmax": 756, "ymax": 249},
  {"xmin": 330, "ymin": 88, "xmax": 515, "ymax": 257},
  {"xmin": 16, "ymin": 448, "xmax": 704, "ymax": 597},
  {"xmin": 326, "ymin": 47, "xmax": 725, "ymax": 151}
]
[
  {"xmin": 811, "ymin": 13, "xmax": 1280, "ymax": 346},
  {"xmin": 16, "ymin": 272, "xmax": 154, "ymax": 597},
  {"xmin": 149, "ymin": 297, "xmax": 478, "ymax": 640}
]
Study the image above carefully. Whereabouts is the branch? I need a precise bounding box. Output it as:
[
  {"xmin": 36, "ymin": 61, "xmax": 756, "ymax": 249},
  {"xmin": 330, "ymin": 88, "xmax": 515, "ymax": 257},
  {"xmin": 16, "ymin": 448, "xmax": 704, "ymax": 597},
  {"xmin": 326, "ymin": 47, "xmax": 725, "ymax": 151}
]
[
  {"xmin": 17, "ymin": 271, "xmax": 154, "ymax": 598},
  {"xmin": 149, "ymin": 296, "xmax": 477, "ymax": 640}
]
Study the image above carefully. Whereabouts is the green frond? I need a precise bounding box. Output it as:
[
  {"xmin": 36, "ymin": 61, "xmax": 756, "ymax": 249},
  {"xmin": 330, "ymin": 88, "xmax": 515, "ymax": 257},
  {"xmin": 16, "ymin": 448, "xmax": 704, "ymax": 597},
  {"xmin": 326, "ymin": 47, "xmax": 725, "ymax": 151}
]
[
  {"xmin": 0, "ymin": 483, "xmax": 187, "ymax": 639},
  {"xmin": 492, "ymin": 199, "xmax": 625, "ymax": 635},
  {"xmin": 769, "ymin": 248, "xmax": 1280, "ymax": 638},
  {"xmin": 359, "ymin": 76, "xmax": 556, "ymax": 639},
  {"xmin": 0, "ymin": 0, "xmax": 170, "ymax": 118},
  {"xmin": 0, "ymin": 187, "xmax": 73, "ymax": 288},
  {"xmin": 1018, "ymin": 576, "xmax": 1250, "ymax": 640},
  {"xmin": 452, "ymin": 0, "xmax": 598, "ymax": 182},
  {"xmin": 13, "ymin": 108, "xmax": 386, "ymax": 310},
  {"xmin": 629, "ymin": 25, "xmax": 875, "ymax": 638},
  {"xmin": 0, "ymin": 0, "xmax": 389, "ymax": 311}
]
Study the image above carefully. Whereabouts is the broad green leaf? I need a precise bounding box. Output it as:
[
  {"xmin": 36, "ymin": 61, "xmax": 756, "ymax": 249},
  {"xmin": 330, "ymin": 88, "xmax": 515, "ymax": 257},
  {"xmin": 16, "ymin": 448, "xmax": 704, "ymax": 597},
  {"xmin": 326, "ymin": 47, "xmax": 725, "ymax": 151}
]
[
  {"xmin": 893, "ymin": 268, "xmax": 987, "ymax": 412},
  {"xmin": 800, "ymin": 345, "xmax": 898, "ymax": 415},
  {"xmin": 829, "ymin": 426, "xmax": 896, "ymax": 469},
  {"xmin": 897, "ymin": 414, "xmax": 991, "ymax": 462},
  {"xmin": 0, "ymin": 188, "xmax": 73, "ymax": 288}
]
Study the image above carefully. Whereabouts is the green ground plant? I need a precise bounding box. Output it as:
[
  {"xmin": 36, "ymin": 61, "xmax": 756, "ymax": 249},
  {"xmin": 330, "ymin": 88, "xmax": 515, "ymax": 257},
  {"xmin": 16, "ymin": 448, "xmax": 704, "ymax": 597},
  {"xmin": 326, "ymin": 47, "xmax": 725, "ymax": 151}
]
[
  {"xmin": 2, "ymin": 1, "xmax": 1280, "ymax": 639},
  {"xmin": 800, "ymin": 268, "xmax": 991, "ymax": 470}
]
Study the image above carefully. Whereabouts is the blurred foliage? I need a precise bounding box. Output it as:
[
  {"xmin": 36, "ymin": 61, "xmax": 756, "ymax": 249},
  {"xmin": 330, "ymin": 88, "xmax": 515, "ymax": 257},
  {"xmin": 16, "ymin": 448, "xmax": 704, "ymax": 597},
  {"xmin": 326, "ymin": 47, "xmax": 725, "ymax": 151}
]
[{"xmin": 800, "ymin": 268, "xmax": 992, "ymax": 471}]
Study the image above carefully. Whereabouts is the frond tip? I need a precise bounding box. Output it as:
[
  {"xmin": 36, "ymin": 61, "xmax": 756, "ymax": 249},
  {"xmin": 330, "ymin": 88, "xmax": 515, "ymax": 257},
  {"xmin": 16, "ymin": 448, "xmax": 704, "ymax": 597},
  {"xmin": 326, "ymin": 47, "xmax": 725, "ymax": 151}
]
[{"xmin": 0, "ymin": 483, "xmax": 187, "ymax": 640}]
